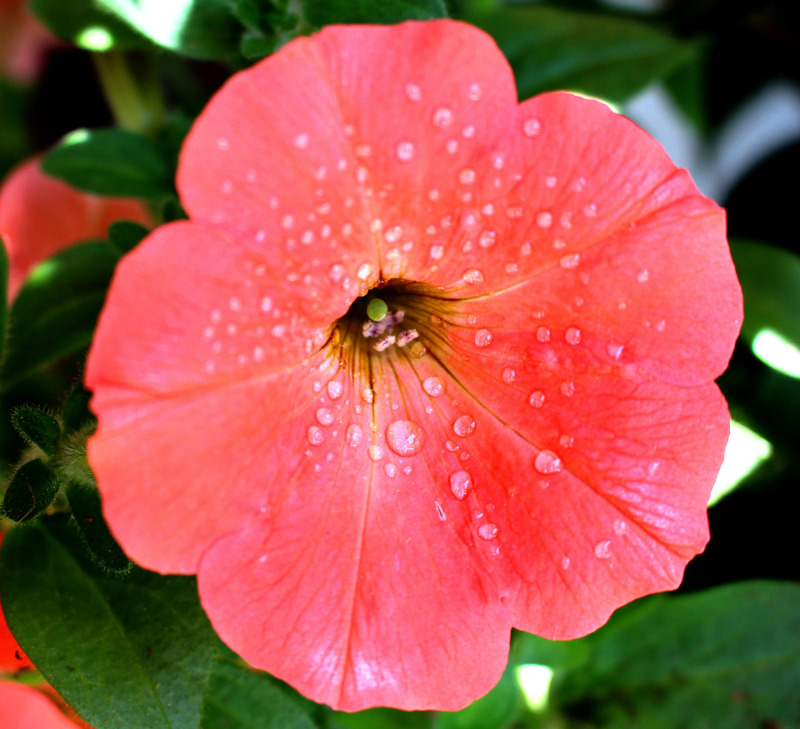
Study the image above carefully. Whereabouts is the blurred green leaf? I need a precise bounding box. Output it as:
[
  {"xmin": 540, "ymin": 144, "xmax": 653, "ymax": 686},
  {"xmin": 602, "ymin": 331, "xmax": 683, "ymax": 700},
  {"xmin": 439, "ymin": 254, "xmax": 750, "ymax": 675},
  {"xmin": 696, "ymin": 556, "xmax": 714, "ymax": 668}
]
[
  {"xmin": 202, "ymin": 652, "xmax": 321, "ymax": 729},
  {"xmin": 0, "ymin": 517, "xmax": 217, "ymax": 729},
  {"xmin": 305, "ymin": 0, "xmax": 447, "ymax": 25},
  {"xmin": 0, "ymin": 238, "xmax": 7, "ymax": 366},
  {"xmin": 470, "ymin": 5, "xmax": 696, "ymax": 104},
  {"xmin": 554, "ymin": 582, "xmax": 800, "ymax": 728},
  {"xmin": 0, "ymin": 241, "xmax": 118, "ymax": 390},
  {"xmin": 42, "ymin": 128, "xmax": 172, "ymax": 198},
  {"xmin": 730, "ymin": 239, "xmax": 800, "ymax": 350},
  {"xmin": 11, "ymin": 405, "xmax": 61, "ymax": 457},
  {"xmin": 29, "ymin": 0, "xmax": 150, "ymax": 50},
  {"xmin": 94, "ymin": 0, "xmax": 244, "ymax": 60},
  {"xmin": 108, "ymin": 220, "xmax": 151, "ymax": 256},
  {"xmin": 330, "ymin": 708, "xmax": 433, "ymax": 729},
  {"xmin": 1, "ymin": 459, "xmax": 59, "ymax": 522}
]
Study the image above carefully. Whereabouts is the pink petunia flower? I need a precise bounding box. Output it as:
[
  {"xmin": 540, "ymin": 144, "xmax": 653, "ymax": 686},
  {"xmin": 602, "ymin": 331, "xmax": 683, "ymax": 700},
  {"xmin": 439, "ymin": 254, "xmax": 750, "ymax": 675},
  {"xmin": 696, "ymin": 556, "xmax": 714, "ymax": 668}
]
[
  {"xmin": 85, "ymin": 21, "xmax": 742, "ymax": 711},
  {"xmin": 0, "ymin": 156, "xmax": 151, "ymax": 300}
]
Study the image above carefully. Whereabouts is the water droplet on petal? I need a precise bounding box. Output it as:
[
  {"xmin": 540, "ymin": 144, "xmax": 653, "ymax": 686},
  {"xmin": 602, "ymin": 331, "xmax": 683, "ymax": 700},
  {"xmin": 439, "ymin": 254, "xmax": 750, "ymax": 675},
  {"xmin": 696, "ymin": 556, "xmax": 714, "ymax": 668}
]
[
  {"xmin": 386, "ymin": 420, "xmax": 423, "ymax": 457},
  {"xmin": 453, "ymin": 415, "xmax": 476, "ymax": 437},
  {"xmin": 561, "ymin": 556, "xmax": 571, "ymax": 570},
  {"xmin": 346, "ymin": 424, "xmax": 363, "ymax": 448},
  {"xmin": 327, "ymin": 380, "xmax": 343, "ymax": 400},
  {"xmin": 404, "ymin": 83, "xmax": 422, "ymax": 102},
  {"xmin": 459, "ymin": 168, "xmax": 476, "ymax": 185},
  {"xmin": 523, "ymin": 118, "xmax": 541, "ymax": 137},
  {"xmin": 565, "ymin": 327, "xmax": 582, "ymax": 345},
  {"xmin": 529, "ymin": 391, "xmax": 546, "ymax": 408},
  {"xmin": 429, "ymin": 245, "xmax": 444, "ymax": 260},
  {"xmin": 536, "ymin": 326, "xmax": 551, "ymax": 343},
  {"xmin": 478, "ymin": 229, "xmax": 497, "ymax": 248},
  {"xmin": 423, "ymin": 377, "xmax": 445, "ymax": 397},
  {"xmin": 463, "ymin": 269, "xmax": 484, "ymax": 284},
  {"xmin": 502, "ymin": 368, "xmax": 516, "ymax": 383},
  {"xmin": 613, "ymin": 519, "xmax": 628, "ymax": 535},
  {"xmin": 607, "ymin": 342, "xmax": 625, "ymax": 360},
  {"xmin": 474, "ymin": 329, "xmax": 493, "ymax": 348},
  {"xmin": 315, "ymin": 407, "xmax": 334, "ymax": 426},
  {"xmin": 384, "ymin": 462, "xmax": 397, "ymax": 478},
  {"xmin": 560, "ymin": 381, "xmax": 575, "ymax": 397},
  {"xmin": 368, "ymin": 445, "xmax": 385, "ymax": 461},
  {"xmin": 396, "ymin": 140, "xmax": 416, "ymax": 162},
  {"xmin": 467, "ymin": 82, "xmax": 482, "ymax": 100},
  {"xmin": 478, "ymin": 523, "xmax": 498, "ymax": 540},
  {"xmin": 361, "ymin": 388, "xmax": 374, "ymax": 404},
  {"xmin": 292, "ymin": 133, "xmax": 309, "ymax": 149},
  {"xmin": 433, "ymin": 107, "xmax": 454, "ymax": 128},
  {"xmin": 594, "ymin": 540, "xmax": 612, "ymax": 559},
  {"xmin": 534, "ymin": 450, "xmax": 562, "ymax": 474},
  {"xmin": 637, "ymin": 269, "xmax": 650, "ymax": 283},
  {"xmin": 560, "ymin": 253, "xmax": 581, "ymax": 269},
  {"xmin": 536, "ymin": 211, "xmax": 553, "ymax": 228},
  {"xmin": 449, "ymin": 470, "xmax": 473, "ymax": 500},
  {"xmin": 307, "ymin": 426, "xmax": 324, "ymax": 446}
]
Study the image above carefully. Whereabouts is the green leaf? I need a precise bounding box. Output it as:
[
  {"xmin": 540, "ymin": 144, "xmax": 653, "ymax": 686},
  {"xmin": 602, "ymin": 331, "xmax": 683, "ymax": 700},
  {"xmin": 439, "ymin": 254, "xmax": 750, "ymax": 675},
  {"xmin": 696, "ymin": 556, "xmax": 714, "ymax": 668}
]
[
  {"xmin": 29, "ymin": 0, "xmax": 151, "ymax": 51},
  {"xmin": 0, "ymin": 518, "xmax": 217, "ymax": 729},
  {"xmin": 554, "ymin": 582, "xmax": 800, "ymax": 728},
  {"xmin": 42, "ymin": 128, "xmax": 172, "ymax": 198},
  {"xmin": 1, "ymin": 459, "xmax": 60, "ymax": 522},
  {"xmin": 202, "ymin": 652, "xmax": 321, "ymax": 729},
  {"xmin": 730, "ymin": 239, "xmax": 800, "ymax": 351},
  {"xmin": 94, "ymin": 0, "xmax": 244, "ymax": 60},
  {"xmin": 330, "ymin": 708, "xmax": 432, "ymax": 729},
  {"xmin": 11, "ymin": 405, "xmax": 62, "ymax": 457},
  {"xmin": 65, "ymin": 481, "xmax": 132, "ymax": 573},
  {"xmin": 0, "ymin": 242, "xmax": 118, "ymax": 390},
  {"xmin": 305, "ymin": 0, "xmax": 447, "ymax": 25},
  {"xmin": 470, "ymin": 6, "xmax": 696, "ymax": 104},
  {"xmin": 108, "ymin": 219, "xmax": 151, "ymax": 256}
]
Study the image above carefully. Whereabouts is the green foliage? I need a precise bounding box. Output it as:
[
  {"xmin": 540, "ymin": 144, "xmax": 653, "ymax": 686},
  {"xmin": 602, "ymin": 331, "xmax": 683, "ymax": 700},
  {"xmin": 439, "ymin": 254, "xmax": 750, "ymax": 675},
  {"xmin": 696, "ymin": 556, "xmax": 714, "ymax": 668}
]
[
  {"xmin": 1, "ymin": 458, "xmax": 60, "ymax": 522},
  {"xmin": 730, "ymin": 239, "xmax": 800, "ymax": 352},
  {"xmin": 108, "ymin": 220, "xmax": 151, "ymax": 255},
  {"xmin": 552, "ymin": 582, "xmax": 800, "ymax": 728},
  {"xmin": 0, "ymin": 239, "xmax": 7, "ymax": 367},
  {"xmin": 94, "ymin": 0, "xmax": 245, "ymax": 60},
  {"xmin": 29, "ymin": 0, "xmax": 151, "ymax": 50},
  {"xmin": 0, "ymin": 242, "xmax": 118, "ymax": 390},
  {"xmin": 42, "ymin": 128, "xmax": 172, "ymax": 198},
  {"xmin": 0, "ymin": 518, "xmax": 218, "ymax": 729},
  {"xmin": 469, "ymin": 5, "xmax": 696, "ymax": 104},
  {"xmin": 11, "ymin": 405, "xmax": 61, "ymax": 457},
  {"xmin": 202, "ymin": 652, "xmax": 322, "ymax": 729},
  {"xmin": 305, "ymin": 0, "xmax": 448, "ymax": 26}
]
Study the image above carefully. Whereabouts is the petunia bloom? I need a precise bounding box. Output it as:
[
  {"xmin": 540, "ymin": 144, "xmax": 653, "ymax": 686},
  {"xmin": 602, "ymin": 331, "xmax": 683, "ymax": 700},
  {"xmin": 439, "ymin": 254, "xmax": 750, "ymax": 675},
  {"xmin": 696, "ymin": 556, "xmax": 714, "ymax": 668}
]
[
  {"xmin": 0, "ymin": 0, "xmax": 58, "ymax": 84},
  {"xmin": 86, "ymin": 21, "xmax": 742, "ymax": 711},
  {"xmin": 0, "ymin": 156, "xmax": 151, "ymax": 300},
  {"xmin": 0, "ymin": 680, "xmax": 91, "ymax": 728}
]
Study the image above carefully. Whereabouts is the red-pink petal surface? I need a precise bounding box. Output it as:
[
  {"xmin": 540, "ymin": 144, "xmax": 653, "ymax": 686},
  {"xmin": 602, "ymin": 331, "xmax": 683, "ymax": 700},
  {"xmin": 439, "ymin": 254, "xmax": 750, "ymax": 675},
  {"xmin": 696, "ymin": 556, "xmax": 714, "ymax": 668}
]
[
  {"xmin": 0, "ymin": 681, "xmax": 82, "ymax": 728},
  {"xmin": 0, "ymin": 156, "xmax": 151, "ymax": 300},
  {"xmin": 86, "ymin": 20, "xmax": 742, "ymax": 711},
  {"xmin": 0, "ymin": 533, "xmax": 32, "ymax": 673}
]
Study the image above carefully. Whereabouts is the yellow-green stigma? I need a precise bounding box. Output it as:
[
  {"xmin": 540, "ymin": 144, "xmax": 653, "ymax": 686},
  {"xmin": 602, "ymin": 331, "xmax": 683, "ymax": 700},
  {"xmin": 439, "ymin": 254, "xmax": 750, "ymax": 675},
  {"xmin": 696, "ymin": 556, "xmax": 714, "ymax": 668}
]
[{"xmin": 367, "ymin": 297, "xmax": 389, "ymax": 322}]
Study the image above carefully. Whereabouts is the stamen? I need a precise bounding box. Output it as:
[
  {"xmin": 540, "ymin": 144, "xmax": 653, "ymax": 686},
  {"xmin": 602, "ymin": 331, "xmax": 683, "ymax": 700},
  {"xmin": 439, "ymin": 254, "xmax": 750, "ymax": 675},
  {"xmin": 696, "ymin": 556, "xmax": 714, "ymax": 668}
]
[{"xmin": 397, "ymin": 329, "xmax": 419, "ymax": 346}]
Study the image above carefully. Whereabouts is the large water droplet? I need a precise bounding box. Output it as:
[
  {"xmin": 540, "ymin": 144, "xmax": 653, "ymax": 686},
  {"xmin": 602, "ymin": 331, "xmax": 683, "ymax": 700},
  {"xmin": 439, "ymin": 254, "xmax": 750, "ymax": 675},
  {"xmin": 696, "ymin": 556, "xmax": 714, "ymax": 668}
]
[
  {"xmin": 386, "ymin": 420, "xmax": 423, "ymax": 457},
  {"xmin": 529, "ymin": 391, "xmax": 546, "ymax": 408},
  {"xmin": 453, "ymin": 415, "xmax": 476, "ymax": 437},
  {"xmin": 327, "ymin": 380, "xmax": 343, "ymax": 400},
  {"xmin": 594, "ymin": 540, "xmax": 612, "ymax": 559},
  {"xmin": 423, "ymin": 377, "xmax": 445, "ymax": 397},
  {"xmin": 307, "ymin": 426, "xmax": 324, "ymax": 446},
  {"xmin": 346, "ymin": 424, "xmax": 363, "ymax": 448},
  {"xmin": 474, "ymin": 329, "xmax": 493, "ymax": 348},
  {"xmin": 315, "ymin": 408, "xmax": 335, "ymax": 426},
  {"xmin": 449, "ymin": 470, "xmax": 473, "ymax": 500},
  {"xmin": 534, "ymin": 450, "xmax": 562, "ymax": 474},
  {"xmin": 361, "ymin": 388, "xmax": 374, "ymax": 404}
]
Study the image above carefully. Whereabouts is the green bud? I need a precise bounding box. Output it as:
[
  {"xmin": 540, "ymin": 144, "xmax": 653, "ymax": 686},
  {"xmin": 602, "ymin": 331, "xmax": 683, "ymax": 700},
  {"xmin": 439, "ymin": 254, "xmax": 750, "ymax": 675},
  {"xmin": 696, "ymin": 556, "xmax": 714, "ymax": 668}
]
[
  {"xmin": 11, "ymin": 406, "xmax": 61, "ymax": 458},
  {"xmin": 366, "ymin": 298, "xmax": 388, "ymax": 322},
  {"xmin": 2, "ymin": 459, "xmax": 59, "ymax": 522}
]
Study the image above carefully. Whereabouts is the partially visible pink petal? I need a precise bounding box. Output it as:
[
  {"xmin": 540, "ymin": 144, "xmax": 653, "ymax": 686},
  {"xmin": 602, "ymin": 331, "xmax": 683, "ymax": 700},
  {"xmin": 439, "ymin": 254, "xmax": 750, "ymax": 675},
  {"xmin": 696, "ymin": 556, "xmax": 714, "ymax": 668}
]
[{"xmin": 0, "ymin": 681, "xmax": 83, "ymax": 728}]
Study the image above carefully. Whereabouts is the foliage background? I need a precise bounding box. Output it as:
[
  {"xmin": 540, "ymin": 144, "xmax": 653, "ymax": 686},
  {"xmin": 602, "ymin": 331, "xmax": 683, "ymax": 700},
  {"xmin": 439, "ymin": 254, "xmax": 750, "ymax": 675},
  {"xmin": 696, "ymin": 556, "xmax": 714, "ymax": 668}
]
[{"xmin": 1, "ymin": 0, "xmax": 798, "ymax": 727}]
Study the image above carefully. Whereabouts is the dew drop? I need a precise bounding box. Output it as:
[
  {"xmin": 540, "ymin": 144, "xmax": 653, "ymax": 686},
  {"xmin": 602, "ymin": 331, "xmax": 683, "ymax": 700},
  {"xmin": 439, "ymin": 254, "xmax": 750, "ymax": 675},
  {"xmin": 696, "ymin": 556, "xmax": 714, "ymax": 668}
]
[
  {"xmin": 459, "ymin": 168, "xmax": 476, "ymax": 185},
  {"xmin": 561, "ymin": 556, "xmax": 571, "ymax": 570},
  {"xmin": 326, "ymin": 380, "xmax": 343, "ymax": 400},
  {"xmin": 467, "ymin": 82, "xmax": 482, "ymax": 100},
  {"xmin": 384, "ymin": 225, "xmax": 403, "ymax": 243},
  {"xmin": 346, "ymin": 424, "xmax": 363, "ymax": 448},
  {"xmin": 386, "ymin": 420, "xmax": 423, "ymax": 457},
  {"xmin": 478, "ymin": 523, "xmax": 498, "ymax": 541},
  {"xmin": 463, "ymin": 269, "xmax": 484, "ymax": 284},
  {"xmin": 502, "ymin": 368, "xmax": 516, "ymax": 383},
  {"xmin": 306, "ymin": 426, "xmax": 324, "ymax": 446},
  {"xmin": 529, "ymin": 391, "xmax": 546, "ymax": 408},
  {"xmin": 560, "ymin": 381, "xmax": 575, "ymax": 398},
  {"xmin": 559, "ymin": 434, "xmax": 575, "ymax": 448},
  {"xmin": 534, "ymin": 450, "xmax": 563, "ymax": 474},
  {"xmin": 362, "ymin": 388, "xmax": 374, "ymax": 404},
  {"xmin": 565, "ymin": 327, "xmax": 582, "ymax": 345},
  {"xmin": 356, "ymin": 263, "xmax": 373, "ymax": 281},
  {"xmin": 396, "ymin": 140, "xmax": 416, "ymax": 162},
  {"xmin": 315, "ymin": 407, "xmax": 335, "ymax": 426},
  {"xmin": 368, "ymin": 445, "xmax": 385, "ymax": 461},
  {"xmin": 429, "ymin": 245, "xmax": 444, "ymax": 260},
  {"xmin": 384, "ymin": 462, "xmax": 397, "ymax": 478},
  {"xmin": 433, "ymin": 107, "xmax": 454, "ymax": 128},
  {"xmin": 216, "ymin": 136, "xmax": 229, "ymax": 150},
  {"xmin": 474, "ymin": 329, "xmax": 493, "ymax": 348},
  {"xmin": 446, "ymin": 139, "xmax": 459, "ymax": 154},
  {"xmin": 536, "ymin": 327, "xmax": 551, "ymax": 343},
  {"xmin": 423, "ymin": 377, "xmax": 445, "ymax": 397},
  {"xmin": 560, "ymin": 253, "xmax": 581, "ymax": 269},
  {"xmin": 292, "ymin": 133, "xmax": 309, "ymax": 149},
  {"xmin": 453, "ymin": 415, "xmax": 476, "ymax": 437},
  {"xmin": 404, "ymin": 82, "xmax": 422, "ymax": 102},
  {"xmin": 637, "ymin": 269, "xmax": 650, "ymax": 283},
  {"xmin": 536, "ymin": 211, "xmax": 553, "ymax": 228},
  {"xmin": 607, "ymin": 342, "xmax": 624, "ymax": 360},
  {"xmin": 449, "ymin": 470, "xmax": 473, "ymax": 500},
  {"xmin": 594, "ymin": 540, "xmax": 612, "ymax": 559},
  {"xmin": 545, "ymin": 175, "xmax": 558, "ymax": 188},
  {"xmin": 613, "ymin": 519, "xmax": 628, "ymax": 535},
  {"xmin": 523, "ymin": 118, "xmax": 541, "ymax": 137}
]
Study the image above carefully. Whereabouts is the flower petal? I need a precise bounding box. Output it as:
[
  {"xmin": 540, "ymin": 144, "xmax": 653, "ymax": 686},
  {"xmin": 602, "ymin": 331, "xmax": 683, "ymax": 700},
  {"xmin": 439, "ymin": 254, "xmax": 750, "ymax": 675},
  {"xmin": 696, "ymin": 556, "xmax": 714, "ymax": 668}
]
[{"xmin": 0, "ymin": 681, "xmax": 83, "ymax": 728}]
